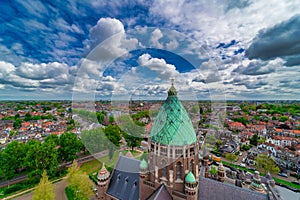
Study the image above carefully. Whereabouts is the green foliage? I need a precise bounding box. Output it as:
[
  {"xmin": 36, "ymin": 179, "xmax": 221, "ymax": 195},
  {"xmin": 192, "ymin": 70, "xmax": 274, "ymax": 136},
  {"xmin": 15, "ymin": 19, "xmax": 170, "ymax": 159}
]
[
  {"xmin": 279, "ymin": 115, "xmax": 289, "ymax": 122},
  {"xmin": 241, "ymin": 144, "xmax": 251, "ymax": 151},
  {"xmin": 2, "ymin": 116, "xmax": 14, "ymax": 120},
  {"xmin": 205, "ymin": 134, "xmax": 216, "ymax": 145},
  {"xmin": 255, "ymin": 154, "xmax": 280, "ymax": 175},
  {"xmin": 73, "ymin": 109, "xmax": 98, "ymax": 123},
  {"xmin": 250, "ymin": 134, "xmax": 259, "ymax": 146},
  {"xmin": 65, "ymin": 186, "xmax": 76, "ymax": 200},
  {"xmin": 67, "ymin": 160, "xmax": 94, "ymax": 200},
  {"xmin": 104, "ymin": 125, "xmax": 121, "ymax": 147},
  {"xmin": 13, "ymin": 118, "xmax": 22, "ymax": 129},
  {"xmin": 32, "ymin": 171, "xmax": 55, "ymax": 200},
  {"xmin": 108, "ymin": 115, "xmax": 115, "ymax": 124},
  {"xmin": 117, "ymin": 115, "xmax": 144, "ymax": 137},
  {"xmin": 45, "ymin": 134, "xmax": 60, "ymax": 146},
  {"xmin": 209, "ymin": 166, "xmax": 218, "ymax": 176},
  {"xmin": 24, "ymin": 140, "xmax": 59, "ymax": 177},
  {"xmin": 96, "ymin": 112, "xmax": 105, "ymax": 124},
  {"xmin": 123, "ymin": 132, "xmax": 142, "ymax": 150},
  {"xmin": 59, "ymin": 132, "xmax": 83, "ymax": 162},
  {"xmin": 0, "ymin": 141, "xmax": 26, "ymax": 180},
  {"xmin": 81, "ymin": 127, "xmax": 110, "ymax": 154},
  {"xmin": 233, "ymin": 116, "xmax": 249, "ymax": 125},
  {"xmin": 225, "ymin": 153, "xmax": 238, "ymax": 163},
  {"xmin": 131, "ymin": 111, "xmax": 150, "ymax": 126},
  {"xmin": 24, "ymin": 112, "xmax": 32, "ymax": 121}
]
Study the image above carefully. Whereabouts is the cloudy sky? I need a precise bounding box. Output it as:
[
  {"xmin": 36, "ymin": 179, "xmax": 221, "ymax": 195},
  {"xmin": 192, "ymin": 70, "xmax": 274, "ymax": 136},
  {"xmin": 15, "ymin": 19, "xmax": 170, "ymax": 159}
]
[{"xmin": 1, "ymin": 0, "xmax": 300, "ymax": 101}]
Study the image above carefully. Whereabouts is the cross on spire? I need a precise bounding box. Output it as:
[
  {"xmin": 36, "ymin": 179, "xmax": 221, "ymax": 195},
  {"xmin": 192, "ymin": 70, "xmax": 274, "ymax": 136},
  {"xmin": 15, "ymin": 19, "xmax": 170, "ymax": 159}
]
[{"xmin": 171, "ymin": 78, "xmax": 174, "ymax": 86}]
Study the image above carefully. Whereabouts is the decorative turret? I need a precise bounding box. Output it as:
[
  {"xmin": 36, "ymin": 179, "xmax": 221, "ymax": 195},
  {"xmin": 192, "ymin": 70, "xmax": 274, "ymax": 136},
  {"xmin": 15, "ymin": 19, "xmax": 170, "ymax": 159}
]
[
  {"xmin": 140, "ymin": 159, "xmax": 148, "ymax": 179},
  {"xmin": 97, "ymin": 163, "xmax": 110, "ymax": 186},
  {"xmin": 249, "ymin": 171, "xmax": 265, "ymax": 193},
  {"xmin": 218, "ymin": 162, "xmax": 225, "ymax": 182},
  {"xmin": 185, "ymin": 171, "xmax": 198, "ymax": 198},
  {"xmin": 97, "ymin": 163, "xmax": 110, "ymax": 199}
]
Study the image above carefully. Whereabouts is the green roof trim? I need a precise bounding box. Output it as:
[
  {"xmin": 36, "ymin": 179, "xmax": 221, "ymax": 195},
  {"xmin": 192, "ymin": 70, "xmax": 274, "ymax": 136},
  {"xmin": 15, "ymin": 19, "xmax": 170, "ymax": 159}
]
[
  {"xmin": 185, "ymin": 171, "xmax": 196, "ymax": 183},
  {"xmin": 140, "ymin": 159, "xmax": 148, "ymax": 170},
  {"xmin": 150, "ymin": 85, "xmax": 197, "ymax": 146}
]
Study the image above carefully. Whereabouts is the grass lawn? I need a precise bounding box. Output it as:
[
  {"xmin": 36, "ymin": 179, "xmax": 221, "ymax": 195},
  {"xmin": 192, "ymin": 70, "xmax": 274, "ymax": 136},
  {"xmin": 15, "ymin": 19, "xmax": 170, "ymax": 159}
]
[
  {"xmin": 97, "ymin": 150, "xmax": 143, "ymax": 169},
  {"xmin": 273, "ymin": 177, "xmax": 300, "ymax": 190},
  {"xmin": 65, "ymin": 186, "xmax": 75, "ymax": 200},
  {"xmin": 81, "ymin": 149, "xmax": 144, "ymax": 175},
  {"xmin": 80, "ymin": 159, "xmax": 103, "ymax": 174}
]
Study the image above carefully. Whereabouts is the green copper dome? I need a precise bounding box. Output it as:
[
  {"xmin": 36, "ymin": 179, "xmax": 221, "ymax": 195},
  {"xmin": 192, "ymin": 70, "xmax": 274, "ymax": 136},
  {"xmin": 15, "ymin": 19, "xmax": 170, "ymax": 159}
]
[
  {"xmin": 140, "ymin": 159, "xmax": 148, "ymax": 170},
  {"xmin": 150, "ymin": 82, "xmax": 197, "ymax": 146},
  {"xmin": 185, "ymin": 171, "xmax": 196, "ymax": 183}
]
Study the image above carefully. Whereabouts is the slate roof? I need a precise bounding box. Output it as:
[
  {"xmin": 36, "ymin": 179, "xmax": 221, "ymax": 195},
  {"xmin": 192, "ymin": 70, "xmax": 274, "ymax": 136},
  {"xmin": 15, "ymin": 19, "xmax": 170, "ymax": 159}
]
[
  {"xmin": 106, "ymin": 155, "xmax": 140, "ymax": 200},
  {"xmin": 150, "ymin": 84, "xmax": 197, "ymax": 146},
  {"xmin": 198, "ymin": 177, "xmax": 268, "ymax": 200},
  {"xmin": 146, "ymin": 184, "xmax": 173, "ymax": 200}
]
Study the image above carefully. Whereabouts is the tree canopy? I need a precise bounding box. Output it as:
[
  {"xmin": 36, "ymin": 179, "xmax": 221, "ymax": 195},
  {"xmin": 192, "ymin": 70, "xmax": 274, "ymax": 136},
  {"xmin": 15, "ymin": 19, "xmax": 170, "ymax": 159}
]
[
  {"xmin": 67, "ymin": 160, "xmax": 94, "ymax": 200},
  {"xmin": 255, "ymin": 154, "xmax": 280, "ymax": 175},
  {"xmin": 225, "ymin": 153, "xmax": 238, "ymax": 163},
  {"xmin": 32, "ymin": 170, "xmax": 55, "ymax": 200}
]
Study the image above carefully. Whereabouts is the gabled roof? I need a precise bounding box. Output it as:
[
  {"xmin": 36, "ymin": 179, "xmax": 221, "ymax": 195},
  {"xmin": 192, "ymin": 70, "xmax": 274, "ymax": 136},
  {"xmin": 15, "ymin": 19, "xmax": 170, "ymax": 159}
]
[
  {"xmin": 146, "ymin": 184, "xmax": 173, "ymax": 200},
  {"xmin": 106, "ymin": 155, "xmax": 140, "ymax": 200},
  {"xmin": 198, "ymin": 177, "xmax": 268, "ymax": 200},
  {"xmin": 150, "ymin": 83, "xmax": 197, "ymax": 146}
]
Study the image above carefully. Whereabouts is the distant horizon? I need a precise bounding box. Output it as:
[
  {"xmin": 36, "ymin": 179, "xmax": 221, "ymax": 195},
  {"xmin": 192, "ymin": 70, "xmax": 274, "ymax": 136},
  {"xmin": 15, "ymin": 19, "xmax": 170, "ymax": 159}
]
[{"xmin": 1, "ymin": 99, "xmax": 299, "ymax": 102}]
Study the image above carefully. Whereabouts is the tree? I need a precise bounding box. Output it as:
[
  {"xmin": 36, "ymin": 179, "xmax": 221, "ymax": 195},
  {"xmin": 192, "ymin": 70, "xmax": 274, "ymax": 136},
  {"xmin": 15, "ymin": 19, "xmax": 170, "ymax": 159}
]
[
  {"xmin": 32, "ymin": 170, "xmax": 55, "ymax": 200},
  {"xmin": 25, "ymin": 140, "xmax": 59, "ymax": 177},
  {"xmin": 104, "ymin": 125, "xmax": 121, "ymax": 147},
  {"xmin": 24, "ymin": 112, "xmax": 32, "ymax": 121},
  {"xmin": 45, "ymin": 134, "xmax": 59, "ymax": 146},
  {"xmin": 215, "ymin": 140, "xmax": 222, "ymax": 149},
  {"xmin": 225, "ymin": 153, "xmax": 238, "ymax": 163},
  {"xmin": 13, "ymin": 118, "xmax": 22, "ymax": 129},
  {"xmin": 81, "ymin": 128, "xmax": 109, "ymax": 154},
  {"xmin": 67, "ymin": 160, "xmax": 94, "ymax": 200},
  {"xmin": 0, "ymin": 141, "xmax": 26, "ymax": 181},
  {"xmin": 279, "ymin": 116, "xmax": 289, "ymax": 122},
  {"xmin": 123, "ymin": 132, "xmax": 142, "ymax": 150},
  {"xmin": 250, "ymin": 134, "xmax": 259, "ymax": 146},
  {"xmin": 58, "ymin": 132, "xmax": 82, "ymax": 162},
  {"xmin": 209, "ymin": 166, "xmax": 218, "ymax": 178},
  {"xmin": 255, "ymin": 154, "xmax": 280, "ymax": 175}
]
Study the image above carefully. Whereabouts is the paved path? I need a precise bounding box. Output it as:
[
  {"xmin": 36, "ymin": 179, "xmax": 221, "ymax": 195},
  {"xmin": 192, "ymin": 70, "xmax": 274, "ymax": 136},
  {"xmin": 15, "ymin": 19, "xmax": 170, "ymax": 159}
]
[{"xmin": 9, "ymin": 180, "xmax": 67, "ymax": 200}]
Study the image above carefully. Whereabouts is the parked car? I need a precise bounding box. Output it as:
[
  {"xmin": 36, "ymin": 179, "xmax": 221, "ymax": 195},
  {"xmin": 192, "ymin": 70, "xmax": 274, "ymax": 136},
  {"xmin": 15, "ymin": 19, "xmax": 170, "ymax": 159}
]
[
  {"xmin": 239, "ymin": 163, "xmax": 246, "ymax": 167},
  {"xmin": 292, "ymin": 181, "xmax": 300, "ymax": 185},
  {"xmin": 278, "ymin": 173, "xmax": 288, "ymax": 178}
]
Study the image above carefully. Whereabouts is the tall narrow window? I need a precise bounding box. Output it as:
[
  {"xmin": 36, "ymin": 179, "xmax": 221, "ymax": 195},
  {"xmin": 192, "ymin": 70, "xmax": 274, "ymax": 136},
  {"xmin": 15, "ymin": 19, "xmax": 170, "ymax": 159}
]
[
  {"xmin": 162, "ymin": 160, "xmax": 167, "ymax": 177},
  {"xmin": 190, "ymin": 160, "xmax": 194, "ymax": 173},
  {"xmin": 176, "ymin": 162, "xmax": 181, "ymax": 180}
]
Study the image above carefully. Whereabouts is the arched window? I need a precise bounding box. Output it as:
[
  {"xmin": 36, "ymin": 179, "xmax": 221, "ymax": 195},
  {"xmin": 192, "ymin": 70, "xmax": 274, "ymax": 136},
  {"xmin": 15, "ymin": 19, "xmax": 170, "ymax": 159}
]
[
  {"xmin": 176, "ymin": 162, "xmax": 181, "ymax": 180},
  {"xmin": 190, "ymin": 160, "xmax": 194, "ymax": 173},
  {"xmin": 162, "ymin": 160, "xmax": 167, "ymax": 177}
]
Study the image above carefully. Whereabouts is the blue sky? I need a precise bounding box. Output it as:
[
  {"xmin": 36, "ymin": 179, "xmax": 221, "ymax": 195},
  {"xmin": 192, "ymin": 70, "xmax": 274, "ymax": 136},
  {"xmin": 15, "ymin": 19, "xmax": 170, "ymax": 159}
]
[{"xmin": 1, "ymin": 0, "xmax": 300, "ymax": 100}]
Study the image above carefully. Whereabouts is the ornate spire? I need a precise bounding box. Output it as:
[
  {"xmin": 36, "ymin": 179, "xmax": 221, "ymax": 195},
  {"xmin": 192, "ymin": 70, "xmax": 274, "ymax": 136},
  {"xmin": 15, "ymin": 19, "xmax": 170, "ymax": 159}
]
[
  {"xmin": 97, "ymin": 163, "xmax": 110, "ymax": 185},
  {"xmin": 168, "ymin": 78, "xmax": 177, "ymax": 96}
]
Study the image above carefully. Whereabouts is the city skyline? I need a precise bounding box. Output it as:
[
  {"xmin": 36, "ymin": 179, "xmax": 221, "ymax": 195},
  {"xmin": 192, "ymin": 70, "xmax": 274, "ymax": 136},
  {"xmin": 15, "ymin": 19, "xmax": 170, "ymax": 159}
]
[{"xmin": 1, "ymin": 1, "xmax": 300, "ymax": 100}]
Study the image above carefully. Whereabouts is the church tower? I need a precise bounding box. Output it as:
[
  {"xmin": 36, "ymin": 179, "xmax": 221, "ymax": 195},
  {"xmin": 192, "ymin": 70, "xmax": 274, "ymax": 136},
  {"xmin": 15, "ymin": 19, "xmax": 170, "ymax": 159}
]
[
  {"xmin": 97, "ymin": 163, "xmax": 110, "ymax": 199},
  {"xmin": 140, "ymin": 80, "xmax": 199, "ymax": 200}
]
